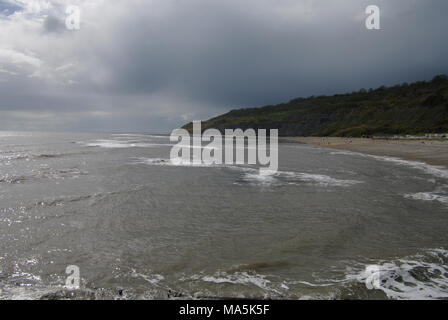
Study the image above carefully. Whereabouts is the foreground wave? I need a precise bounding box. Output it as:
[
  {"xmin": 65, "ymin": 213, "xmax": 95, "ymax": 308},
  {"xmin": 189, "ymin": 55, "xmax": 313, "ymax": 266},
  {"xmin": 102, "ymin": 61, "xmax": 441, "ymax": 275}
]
[{"xmin": 1, "ymin": 248, "xmax": 447, "ymax": 300}]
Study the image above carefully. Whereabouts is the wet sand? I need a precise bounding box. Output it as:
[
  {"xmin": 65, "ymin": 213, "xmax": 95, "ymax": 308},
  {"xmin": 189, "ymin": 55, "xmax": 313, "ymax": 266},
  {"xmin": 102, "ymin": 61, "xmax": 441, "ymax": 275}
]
[{"xmin": 282, "ymin": 137, "xmax": 448, "ymax": 167}]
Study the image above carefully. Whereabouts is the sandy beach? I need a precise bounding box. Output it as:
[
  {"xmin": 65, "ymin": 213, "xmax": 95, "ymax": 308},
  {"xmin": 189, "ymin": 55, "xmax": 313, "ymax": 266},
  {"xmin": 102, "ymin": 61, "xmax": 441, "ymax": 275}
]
[{"xmin": 282, "ymin": 137, "xmax": 448, "ymax": 167}]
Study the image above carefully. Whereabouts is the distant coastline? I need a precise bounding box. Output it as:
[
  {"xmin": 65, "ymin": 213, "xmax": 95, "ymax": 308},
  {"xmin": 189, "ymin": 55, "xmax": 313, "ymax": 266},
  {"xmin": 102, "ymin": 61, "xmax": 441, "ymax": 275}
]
[
  {"xmin": 184, "ymin": 75, "xmax": 448, "ymax": 138},
  {"xmin": 182, "ymin": 75, "xmax": 448, "ymax": 167}
]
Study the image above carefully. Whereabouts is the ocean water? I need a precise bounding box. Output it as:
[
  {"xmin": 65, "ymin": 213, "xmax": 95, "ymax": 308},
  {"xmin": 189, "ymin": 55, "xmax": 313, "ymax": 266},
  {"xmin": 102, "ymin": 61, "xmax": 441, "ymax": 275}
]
[{"xmin": 0, "ymin": 131, "xmax": 448, "ymax": 300}]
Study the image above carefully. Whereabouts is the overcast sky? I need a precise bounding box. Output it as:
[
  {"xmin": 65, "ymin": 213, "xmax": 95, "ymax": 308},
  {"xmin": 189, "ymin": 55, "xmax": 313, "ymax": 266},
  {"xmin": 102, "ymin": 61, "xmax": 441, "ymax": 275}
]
[{"xmin": 0, "ymin": 0, "xmax": 447, "ymax": 132}]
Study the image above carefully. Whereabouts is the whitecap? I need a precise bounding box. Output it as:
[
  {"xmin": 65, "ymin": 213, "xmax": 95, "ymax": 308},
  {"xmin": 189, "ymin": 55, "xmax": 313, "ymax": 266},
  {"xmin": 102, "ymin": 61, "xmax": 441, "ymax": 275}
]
[
  {"xmin": 404, "ymin": 192, "xmax": 448, "ymax": 204},
  {"xmin": 239, "ymin": 169, "xmax": 362, "ymax": 187},
  {"xmin": 131, "ymin": 157, "xmax": 220, "ymax": 168},
  {"xmin": 330, "ymin": 149, "xmax": 448, "ymax": 180},
  {"xmin": 280, "ymin": 171, "xmax": 362, "ymax": 187},
  {"xmin": 201, "ymin": 272, "xmax": 272, "ymax": 291},
  {"xmin": 345, "ymin": 248, "xmax": 448, "ymax": 299},
  {"xmin": 80, "ymin": 139, "xmax": 172, "ymax": 148},
  {"xmin": 130, "ymin": 270, "xmax": 165, "ymax": 286}
]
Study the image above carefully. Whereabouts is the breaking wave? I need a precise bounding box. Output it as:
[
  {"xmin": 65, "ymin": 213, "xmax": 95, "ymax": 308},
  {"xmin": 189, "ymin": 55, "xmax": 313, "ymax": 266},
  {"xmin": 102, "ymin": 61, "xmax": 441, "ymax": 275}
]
[
  {"xmin": 131, "ymin": 157, "xmax": 222, "ymax": 167},
  {"xmin": 330, "ymin": 149, "xmax": 448, "ymax": 180},
  {"xmin": 132, "ymin": 157, "xmax": 363, "ymax": 188},
  {"xmin": 190, "ymin": 272, "xmax": 283, "ymax": 296},
  {"xmin": 238, "ymin": 169, "xmax": 362, "ymax": 187},
  {"xmin": 343, "ymin": 248, "xmax": 448, "ymax": 300},
  {"xmin": 79, "ymin": 139, "xmax": 172, "ymax": 149},
  {"xmin": 371, "ymin": 156, "xmax": 448, "ymax": 180},
  {"xmin": 2, "ymin": 249, "xmax": 448, "ymax": 300},
  {"xmin": 404, "ymin": 191, "xmax": 448, "ymax": 205}
]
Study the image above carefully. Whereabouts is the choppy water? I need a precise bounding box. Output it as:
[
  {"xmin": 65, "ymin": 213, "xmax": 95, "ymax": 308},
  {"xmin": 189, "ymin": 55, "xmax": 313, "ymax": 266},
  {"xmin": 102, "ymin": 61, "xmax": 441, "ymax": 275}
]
[{"xmin": 0, "ymin": 131, "xmax": 448, "ymax": 300}]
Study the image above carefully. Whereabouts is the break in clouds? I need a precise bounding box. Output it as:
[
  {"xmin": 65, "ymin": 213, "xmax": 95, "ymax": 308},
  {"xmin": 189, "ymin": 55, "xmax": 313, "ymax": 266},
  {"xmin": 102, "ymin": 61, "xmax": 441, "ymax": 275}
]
[{"xmin": 0, "ymin": 0, "xmax": 447, "ymax": 132}]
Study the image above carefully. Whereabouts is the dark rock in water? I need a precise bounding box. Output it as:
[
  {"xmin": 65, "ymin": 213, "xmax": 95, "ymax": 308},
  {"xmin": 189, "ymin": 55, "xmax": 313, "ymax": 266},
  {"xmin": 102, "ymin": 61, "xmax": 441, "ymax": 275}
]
[
  {"xmin": 40, "ymin": 289, "xmax": 96, "ymax": 300},
  {"xmin": 167, "ymin": 289, "xmax": 184, "ymax": 298}
]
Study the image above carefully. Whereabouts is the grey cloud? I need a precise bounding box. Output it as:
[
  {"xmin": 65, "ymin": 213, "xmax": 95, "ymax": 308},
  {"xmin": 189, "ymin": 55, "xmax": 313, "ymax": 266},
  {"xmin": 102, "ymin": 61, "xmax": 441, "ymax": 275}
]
[
  {"xmin": 43, "ymin": 15, "xmax": 65, "ymax": 33},
  {"xmin": 0, "ymin": 0, "xmax": 447, "ymax": 132},
  {"xmin": 85, "ymin": 0, "xmax": 448, "ymax": 106}
]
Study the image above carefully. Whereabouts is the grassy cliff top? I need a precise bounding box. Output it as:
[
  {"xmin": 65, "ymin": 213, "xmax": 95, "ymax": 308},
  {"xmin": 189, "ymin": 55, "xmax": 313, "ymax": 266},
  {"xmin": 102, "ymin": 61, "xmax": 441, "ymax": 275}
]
[{"xmin": 183, "ymin": 75, "xmax": 448, "ymax": 137}]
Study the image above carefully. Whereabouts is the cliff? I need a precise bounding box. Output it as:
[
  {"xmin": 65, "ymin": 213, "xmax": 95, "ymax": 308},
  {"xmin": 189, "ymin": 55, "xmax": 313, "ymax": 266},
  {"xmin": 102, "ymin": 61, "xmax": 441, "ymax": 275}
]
[{"xmin": 183, "ymin": 75, "xmax": 448, "ymax": 137}]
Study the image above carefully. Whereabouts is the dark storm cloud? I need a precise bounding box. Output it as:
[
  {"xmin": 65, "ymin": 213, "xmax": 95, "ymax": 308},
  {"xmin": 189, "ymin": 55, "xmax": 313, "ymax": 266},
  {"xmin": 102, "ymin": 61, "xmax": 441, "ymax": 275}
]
[
  {"xmin": 99, "ymin": 0, "xmax": 448, "ymax": 106},
  {"xmin": 43, "ymin": 15, "xmax": 65, "ymax": 33},
  {"xmin": 0, "ymin": 0, "xmax": 447, "ymax": 132}
]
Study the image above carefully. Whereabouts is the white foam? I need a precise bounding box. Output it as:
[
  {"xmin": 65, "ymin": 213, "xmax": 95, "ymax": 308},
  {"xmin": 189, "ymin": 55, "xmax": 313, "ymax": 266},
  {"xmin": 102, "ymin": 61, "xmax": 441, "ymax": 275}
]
[
  {"xmin": 110, "ymin": 133, "xmax": 148, "ymax": 137},
  {"xmin": 132, "ymin": 157, "xmax": 220, "ymax": 168},
  {"xmin": 404, "ymin": 192, "xmax": 448, "ymax": 204},
  {"xmin": 372, "ymin": 155, "xmax": 448, "ymax": 180},
  {"xmin": 282, "ymin": 171, "xmax": 362, "ymax": 187},
  {"xmin": 146, "ymin": 135, "xmax": 170, "ymax": 139},
  {"xmin": 0, "ymin": 132, "xmax": 31, "ymax": 138},
  {"xmin": 330, "ymin": 149, "xmax": 448, "ymax": 180},
  {"xmin": 240, "ymin": 171, "xmax": 278, "ymax": 186},
  {"xmin": 81, "ymin": 139, "xmax": 171, "ymax": 148},
  {"xmin": 130, "ymin": 270, "xmax": 165, "ymax": 286},
  {"xmin": 240, "ymin": 169, "xmax": 362, "ymax": 187},
  {"xmin": 346, "ymin": 248, "xmax": 448, "ymax": 300},
  {"xmin": 0, "ymin": 286, "xmax": 61, "ymax": 300},
  {"xmin": 202, "ymin": 272, "xmax": 270, "ymax": 289},
  {"xmin": 329, "ymin": 151, "xmax": 357, "ymax": 156},
  {"xmin": 111, "ymin": 133, "xmax": 169, "ymax": 140},
  {"xmin": 133, "ymin": 157, "xmax": 363, "ymax": 188},
  {"xmin": 81, "ymin": 139, "xmax": 220, "ymax": 150},
  {"xmin": 193, "ymin": 271, "xmax": 282, "ymax": 295}
]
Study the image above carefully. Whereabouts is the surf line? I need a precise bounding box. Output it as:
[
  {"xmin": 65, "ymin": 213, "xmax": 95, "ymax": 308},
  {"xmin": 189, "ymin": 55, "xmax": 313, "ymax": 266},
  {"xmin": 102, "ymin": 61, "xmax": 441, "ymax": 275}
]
[{"xmin": 170, "ymin": 121, "xmax": 278, "ymax": 174}]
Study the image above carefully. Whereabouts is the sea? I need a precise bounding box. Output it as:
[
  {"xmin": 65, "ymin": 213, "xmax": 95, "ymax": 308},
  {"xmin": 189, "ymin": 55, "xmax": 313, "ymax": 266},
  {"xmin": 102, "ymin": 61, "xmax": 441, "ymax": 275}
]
[{"xmin": 0, "ymin": 131, "xmax": 447, "ymax": 300}]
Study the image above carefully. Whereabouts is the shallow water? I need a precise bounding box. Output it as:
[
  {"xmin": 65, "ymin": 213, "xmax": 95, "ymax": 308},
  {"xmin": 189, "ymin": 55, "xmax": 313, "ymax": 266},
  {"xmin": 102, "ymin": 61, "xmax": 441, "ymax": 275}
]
[{"xmin": 0, "ymin": 132, "xmax": 447, "ymax": 300}]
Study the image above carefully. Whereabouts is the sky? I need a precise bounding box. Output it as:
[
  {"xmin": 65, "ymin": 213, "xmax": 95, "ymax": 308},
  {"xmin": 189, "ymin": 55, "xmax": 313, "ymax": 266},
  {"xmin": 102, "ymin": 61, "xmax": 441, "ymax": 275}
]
[{"xmin": 0, "ymin": 0, "xmax": 447, "ymax": 133}]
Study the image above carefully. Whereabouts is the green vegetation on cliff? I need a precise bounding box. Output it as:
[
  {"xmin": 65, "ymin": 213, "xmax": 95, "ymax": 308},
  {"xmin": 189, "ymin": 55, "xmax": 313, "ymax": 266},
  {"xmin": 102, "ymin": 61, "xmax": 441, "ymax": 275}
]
[{"xmin": 184, "ymin": 75, "xmax": 448, "ymax": 137}]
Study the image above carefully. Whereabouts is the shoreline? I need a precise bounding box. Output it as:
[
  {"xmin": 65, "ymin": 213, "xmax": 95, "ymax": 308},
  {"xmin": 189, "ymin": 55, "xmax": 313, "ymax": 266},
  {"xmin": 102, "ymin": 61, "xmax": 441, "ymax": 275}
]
[{"xmin": 281, "ymin": 137, "xmax": 448, "ymax": 167}]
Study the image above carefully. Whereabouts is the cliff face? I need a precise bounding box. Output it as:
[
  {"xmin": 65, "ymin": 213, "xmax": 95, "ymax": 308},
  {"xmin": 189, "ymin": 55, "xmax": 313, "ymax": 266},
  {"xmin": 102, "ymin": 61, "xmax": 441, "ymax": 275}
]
[{"xmin": 183, "ymin": 75, "xmax": 448, "ymax": 137}]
